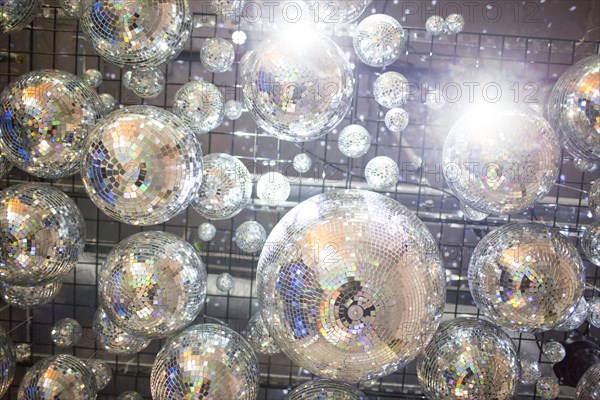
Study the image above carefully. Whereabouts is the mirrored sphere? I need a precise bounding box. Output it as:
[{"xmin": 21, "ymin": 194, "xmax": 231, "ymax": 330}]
[
  {"xmin": 425, "ymin": 15, "xmax": 446, "ymax": 35},
  {"xmin": 18, "ymin": 354, "xmax": 97, "ymax": 399},
  {"xmin": 174, "ymin": 80, "xmax": 225, "ymax": 134},
  {"xmin": 461, "ymin": 203, "xmax": 488, "ymax": 221},
  {"xmin": 469, "ymin": 223, "xmax": 585, "ymax": 332},
  {"xmin": 365, "ymin": 156, "xmax": 399, "ymax": 190},
  {"xmin": 374, "ymin": 72, "xmax": 409, "ymax": 109},
  {"xmin": 60, "ymin": 0, "xmax": 80, "ymax": 17},
  {"xmin": 93, "ymin": 307, "xmax": 151, "ymax": 355},
  {"xmin": 353, "ymin": 14, "xmax": 406, "ymax": 67},
  {"xmin": 0, "ymin": 69, "xmax": 105, "ymax": 178},
  {"xmin": 555, "ymin": 297, "xmax": 588, "ymax": 331},
  {"xmin": 338, "ymin": 125, "xmax": 371, "ymax": 158},
  {"xmin": 0, "ymin": 280, "xmax": 62, "ymax": 308},
  {"xmin": 582, "ymin": 221, "xmax": 600, "ymax": 266},
  {"xmin": 117, "ymin": 392, "xmax": 144, "ymax": 400},
  {"xmin": 191, "ymin": 153, "xmax": 252, "ymax": 220},
  {"xmin": 520, "ymin": 359, "xmax": 541, "ymax": 385},
  {"xmin": 98, "ymin": 231, "xmax": 207, "ymax": 338},
  {"xmin": 285, "ymin": 380, "xmax": 367, "ymax": 399},
  {"xmin": 443, "ymin": 108, "xmax": 561, "ymax": 215},
  {"xmin": 547, "ymin": 55, "xmax": 600, "ymax": 161},
  {"xmin": 445, "ymin": 14, "xmax": 465, "ymax": 34},
  {"xmin": 543, "ymin": 342, "xmax": 566, "ymax": 363},
  {"xmin": 198, "ymin": 222, "xmax": 217, "ymax": 242},
  {"xmin": 201, "ymin": 38, "xmax": 235, "ymax": 73},
  {"xmin": 0, "ymin": 184, "xmax": 85, "ymax": 285},
  {"xmin": 536, "ymin": 376, "xmax": 560, "ymax": 399},
  {"xmin": 0, "ymin": 153, "xmax": 11, "ymax": 179},
  {"xmin": 123, "ymin": 67, "xmax": 165, "ymax": 98},
  {"xmin": 305, "ymin": 0, "xmax": 367, "ymax": 24},
  {"xmin": 83, "ymin": 68, "xmax": 102, "ymax": 88},
  {"xmin": 99, "ymin": 93, "xmax": 117, "ymax": 113},
  {"xmin": 0, "ymin": 0, "xmax": 42, "ymax": 33},
  {"xmin": 224, "ymin": 100, "xmax": 243, "ymax": 120},
  {"xmin": 293, "ymin": 153, "xmax": 313, "ymax": 173},
  {"xmin": 235, "ymin": 221, "xmax": 267, "ymax": 253},
  {"xmin": 590, "ymin": 180, "xmax": 600, "ymax": 219},
  {"xmin": 0, "ymin": 328, "xmax": 16, "ymax": 398},
  {"xmin": 80, "ymin": 0, "xmax": 192, "ymax": 68},
  {"xmin": 589, "ymin": 298, "xmax": 600, "ymax": 328},
  {"xmin": 245, "ymin": 313, "xmax": 280, "ymax": 355},
  {"xmin": 210, "ymin": 0, "xmax": 245, "ymax": 16},
  {"xmin": 51, "ymin": 318, "xmax": 82, "ymax": 348},
  {"xmin": 15, "ymin": 343, "xmax": 31, "ymax": 363},
  {"xmin": 257, "ymin": 172, "xmax": 291, "ymax": 206},
  {"xmin": 241, "ymin": 33, "xmax": 354, "ymax": 142},
  {"xmin": 574, "ymin": 157, "xmax": 595, "ymax": 171},
  {"xmin": 417, "ymin": 318, "xmax": 520, "ymax": 400},
  {"xmin": 81, "ymin": 106, "xmax": 203, "ymax": 226},
  {"xmin": 576, "ymin": 363, "xmax": 600, "ymax": 399},
  {"xmin": 216, "ymin": 272, "xmax": 234, "ymax": 292},
  {"xmin": 385, "ymin": 108, "xmax": 409, "ymax": 132},
  {"xmin": 84, "ymin": 359, "xmax": 111, "ymax": 391},
  {"xmin": 258, "ymin": 190, "xmax": 446, "ymax": 382},
  {"xmin": 150, "ymin": 324, "xmax": 260, "ymax": 400}
]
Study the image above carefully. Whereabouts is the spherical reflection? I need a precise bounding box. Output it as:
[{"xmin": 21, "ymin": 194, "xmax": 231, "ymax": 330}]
[
  {"xmin": 576, "ymin": 363, "xmax": 600, "ymax": 399},
  {"xmin": 257, "ymin": 172, "xmax": 291, "ymax": 206},
  {"xmin": 543, "ymin": 342, "xmax": 566, "ymax": 363},
  {"xmin": 461, "ymin": 203, "xmax": 488, "ymax": 221},
  {"xmin": 520, "ymin": 359, "xmax": 541, "ymax": 385},
  {"xmin": 117, "ymin": 392, "xmax": 144, "ymax": 400},
  {"xmin": 293, "ymin": 153, "xmax": 313, "ymax": 173},
  {"xmin": 246, "ymin": 313, "xmax": 280, "ymax": 355},
  {"xmin": 93, "ymin": 307, "xmax": 151, "ymax": 355},
  {"xmin": 198, "ymin": 222, "xmax": 217, "ymax": 242},
  {"xmin": 83, "ymin": 69, "xmax": 102, "ymax": 88},
  {"xmin": 235, "ymin": 221, "xmax": 267, "ymax": 253},
  {"xmin": 0, "ymin": 328, "xmax": 16, "ymax": 399},
  {"xmin": 590, "ymin": 180, "xmax": 600, "ymax": 219},
  {"xmin": 201, "ymin": 38, "xmax": 235, "ymax": 73},
  {"xmin": 445, "ymin": 14, "xmax": 465, "ymax": 34},
  {"xmin": 258, "ymin": 190, "xmax": 446, "ymax": 382},
  {"xmin": 338, "ymin": 125, "xmax": 371, "ymax": 158},
  {"xmin": 224, "ymin": 100, "xmax": 243, "ymax": 120},
  {"xmin": 98, "ymin": 231, "xmax": 207, "ymax": 338},
  {"xmin": 589, "ymin": 298, "xmax": 600, "ymax": 328},
  {"xmin": 385, "ymin": 108, "xmax": 409, "ymax": 132},
  {"xmin": 150, "ymin": 324, "xmax": 259, "ymax": 400},
  {"xmin": 15, "ymin": 343, "xmax": 31, "ymax": 363},
  {"xmin": 99, "ymin": 93, "xmax": 117, "ymax": 113},
  {"xmin": 417, "ymin": 317, "xmax": 520, "ymax": 400},
  {"xmin": 536, "ymin": 377, "xmax": 560, "ymax": 399},
  {"xmin": 425, "ymin": 15, "xmax": 446, "ymax": 35},
  {"xmin": 123, "ymin": 67, "xmax": 165, "ymax": 98},
  {"xmin": 216, "ymin": 272, "xmax": 234, "ymax": 292},
  {"xmin": 174, "ymin": 80, "xmax": 225, "ymax": 134},
  {"xmin": 443, "ymin": 108, "xmax": 561, "ymax": 215},
  {"xmin": 365, "ymin": 156, "xmax": 399, "ymax": 190},
  {"xmin": 582, "ymin": 221, "xmax": 600, "ymax": 266},
  {"xmin": 210, "ymin": 0, "xmax": 244, "ymax": 16},
  {"xmin": 51, "ymin": 318, "xmax": 82, "ymax": 348},
  {"xmin": 0, "ymin": 280, "xmax": 62, "ymax": 308},
  {"xmin": 353, "ymin": 14, "xmax": 406, "ymax": 67},
  {"xmin": 0, "ymin": 0, "xmax": 42, "ymax": 33},
  {"xmin": 84, "ymin": 359, "xmax": 111, "ymax": 391},
  {"xmin": 241, "ymin": 33, "xmax": 354, "ymax": 142},
  {"xmin": 555, "ymin": 297, "xmax": 588, "ymax": 331},
  {"xmin": 469, "ymin": 223, "xmax": 585, "ymax": 332},
  {"xmin": 374, "ymin": 72, "xmax": 409, "ymax": 109},
  {"xmin": 285, "ymin": 380, "xmax": 367, "ymax": 399}
]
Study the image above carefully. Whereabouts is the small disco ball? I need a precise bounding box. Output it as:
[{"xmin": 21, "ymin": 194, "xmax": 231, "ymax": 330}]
[
  {"xmin": 81, "ymin": 105, "xmax": 203, "ymax": 226},
  {"xmin": 99, "ymin": 93, "xmax": 117, "ymax": 113},
  {"xmin": 306, "ymin": 0, "xmax": 368, "ymax": 24},
  {"xmin": 80, "ymin": 0, "xmax": 192, "ymax": 68},
  {"xmin": 98, "ymin": 231, "xmax": 207, "ymax": 338},
  {"xmin": 123, "ymin": 67, "xmax": 165, "ymax": 98},
  {"xmin": 84, "ymin": 359, "xmax": 111, "ymax": 391},
  {"xmin": 574, "ymin": 157, "xmax": 595, "ymax": 172},
  {"xmin": 18, "ymin": 354, "xmax": 97, "ymax": 399},
  {"xmin": 150, "ymin": 324, "xmax": 260, "ymax": 400},
  {"xmin": 0, "ymin": 280, "xmax": 62, "ymax": 308},
  {"xmin": 0, "ymin": 0, "xmax": 42, "ymax": 33},
  {"xmin": 590, "ymin": 180, "xmax": 600, "ymax": 219},
  {"xmin": 469, "ymin": 222, "xmax": 585, "ymax": 332},
  {"xmin": 245, "ymin": 313, "xmax": 280, "ymax": 355},
  {"xmin": 520, "ymin": 359, "xmax": 542, "ymax": 384},
  {"xmin": 0, "ymin": 69, "xmax": 105, "ymax": 179},
  {"xmin": 285, "ymin": 380, "xmax": 367, "ymax": 399},
  {"xmin": 338, "ymin": 125, "xmax": 372, "ymax": 158},
  {"xmin": 547, "ymin": 55, "xmax": 600, "ymax": 161},
  {"xmin": 235, "ymin": 221, "xmax": 267, "ymax": 253},
  {"xmin": 417, "ymin": 317, "xmax": 520, "ymax": 400},
  {"xmin": 241, "ymin": 33, "xmax": 354, "ymax": 142},
  {"xmin": 365, "ymin": 156, "xmax": 400, "ymax": 190},
  {"xmin": 0, "ymin": 184, "xmax": 85, "ymax": 286},
  {"xmin": 461, "ymin": 203, "xmax": 488, "ymax": 221},
  {"xmin": 93, "ymin": 307, "xmax": 151, "ymax": 355},
  {"xmin": 257, "ymin": 172, "xmax": 291, "ymax": 206},
  {"xmin": 576, "ymin": 363, "xmax": 600, "ymax": 399},
  {"xmin": 0, "ymin": 328, "xmax": 16, "ymax": 399},
  {"xmin": 191, "ymin": 153, "xmax": 252, "ymax": 220},
  {"xmin": 15, "ymin": 343, "xmax": 31, "ymax": 363},
  {"xmin": 589, "ymin": 298, "xmax": 600, "ymax": 328},
  {"xmin": 543, "ymin": 342, "xmax": 566, "ymax": 363},
  {"xmin": 60, "ymin": 0, "xmax": 80, "ymax": 18},
  {"xmin": 555, "ymin": 297, "xmax": 588, "ymax": 331},
  {"xmin": 83, "ymin": 69, "xmax": 102, "ymax": 88},
  {"xmin": 373, "ymin": 72, "xmax": 409, "ymax": 109},
  {"xmin": 51, "ymin": 318, "xmax": 83, "ymax": 348},
  {"xmin": 201, "ymin": 38, "xmax": 235, "ymax": 73},
  {"xmin": 117, "ymin": 392, "xmax": 144, "ymax": 400},
  {"xmin": 582, "ymin": 221, "xmax": 600, "ymax": 266},
  {"xmin": 258, "ymin": 190, "xmax": 446, "ymax": 382},
  {"xmin": 443, "ymin": 108, "xmax": 561, "ymax": 215},
  {"xmin": 445, "ymin": 14, "xmax": 465, "ymax": 34},
  {"xmin": 293, "ymin": 153, "xmax": 313, "ymax": 173},
  {"xmin": 425, "ymin": 15, "xmax": 446, "ymax": 35},
  {"xmin": 224, "ymin": 100, "xmax": 243, "ymax": 120},
  {"xmin": 216, "ymin": 272, "xmax": 234, "ymax": 292},
  {"xmin": 174, "ymin": 80, "xmax": 225, "ymax": 134},
  {"xmin": 0, "ymin": 154, "xmax": 11, "ymax": 179},
  {"xmin": 353, "ymin": 14, "xmax": 406, "ymax": 68},
  {"xmin": 210, "ymin": 0, "xmax": 244, "ymax": 16},
  {"xmin": 385, "ymin": 108, "xmax": 409, "ymax": 132},
  {"xmin": 536, "ymin": 376, "xmax": 560, "ymax": 399},
  {"xmin": 198, "ymin": 222, "xmax": 217, "ymax": 242}
]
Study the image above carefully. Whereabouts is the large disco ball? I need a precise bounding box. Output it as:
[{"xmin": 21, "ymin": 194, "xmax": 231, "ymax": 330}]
[
  {"xmin": 285, "ymin": 380, "xmax": 367, "ymax": 399},
  {"xmin": 0, "ymin": 70, "xmax": 105, "ymax": 179},
  {"xmin": 547, "ymin": 55, "xmax": 600, "ymax": 161},
  {"xmin": 18, "ymin": 354, "xmax": 97, "ymax": 399},
  {"xmin": 0, "ymin": 328, "xmax": 16, "ymax": 399},
  {"xmin": 576, "ymin": 363, "xmax": 600, "ymax": 399},
  {"xmin": 469, "ymin": 222, "xmax": 585, "ymax": 332},
  {"xmin": 150, "ymin": 324, "xmax": 259, "ymax": 400},
  {"xmin": 80, "ymin": 0, "xmax": 192, "ymax": 68},
  {"xmin": 443, "ymin": 107, "xmax": 561, "ymax": 215},
  {"xmin": 0, "ymin": 0, "xmax": 42, "ymax": 33},
  {"xmin": 417, "ymin": 317, "xmax": 520, "ymax": 400},
  {"xmin": 258, "ymin": 189, "xmax": 446, "ymax": 382},
  {"xmin": 241, "ymin": 33, "xmax": 354, "ymax": 142},
  {"xmin": 81, "ymin": 105, "xmax": 203, "ymax": 226},
  {"xmin": 0, "ymin": 280, "xmax": 62, "ymax": 308},
  {"xmin": 191, "ymin": 153, "xmax": 253, "ymax": 220},
  {"xmin": 98, "ymin": 231, "xmax": 207, "ymax": 338},
  {"xmin": 0, "ymin": 184, "xmax": 85, "ymax": 286},
  {"xmin": 353, "ymin": 14, "xmax": 406, "ymax": 68},
  {"xmin": 93, "ymin": 307, "xmax": 151, "ymax": 355}
]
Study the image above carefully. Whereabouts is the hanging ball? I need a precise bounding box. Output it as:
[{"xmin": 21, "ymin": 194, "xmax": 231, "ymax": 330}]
[
  {"xmin": 285, "ymin": 380, "xmax": 368, "ymax": 399},
  {"xmin": 338, "ymin": 125, "xmax": 371, "ymax": 158},
  {"xmin": 257, "ymin": 172, "xmax": 291, "ymax": 206},
  {"xmin": 51, "ymin": 318, "xmax": 83, "ymax": 348},
  {"xmin": 1, "ymin": 280, "xmax": 63, "ymax": 309},
  {"xmin": 83, "ymin": 68, "xmax": 102, "ymax": 88},
  {"xmin": 245, "ymin": 312, "xmax": 280, "ymax": 355},
  {"xmin": 200, "ymin": 38, "xmax": 235, "ymax": 73},
  {"xmin": 84, "ymin": 359, "xmax": 111, "ymax": 391},
  {"xmin": 536, "ymin": 376, "xmax": 561, "ymax": 399},
  {"xmin": 365, "ymin": 156, "xmax": 400, "ymax": 190},
  {"xmin": 174, "ymin": 80, "xmax": 225, "ymax": 134},
  {"xmin": 353, "ymin": 14, "xmax": 406, "ymax": 67},
  {"xmin": 235, "ymin": 221, "xmax": 267, "ymax": 253},
  {"xmin": 543, "ymin": 342, "xmax": 567, "ymax": 363},
  {"xmin": 123, "ymin": 67, "xmax": 165, "ymax": 98},
  {"xmin": 216, "ymin": 272, "xmax": 235, "ymax": 292},
  {"xmin": 198, "ymin": 223, "xmax": 217, "ymax": 242},
  {"xmin": 93, "ymin": 307, "xmax": 151, "ymax": 355}
]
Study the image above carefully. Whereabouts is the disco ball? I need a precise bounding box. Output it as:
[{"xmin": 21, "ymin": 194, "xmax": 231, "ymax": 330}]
[
  {"xmin": 353, "ymin": 14, "xmax": 406, "ymax": 68},
  {"xmin": 81, "ymin": 105, "xmax": 203, "ymax": 226},
  {"xmin": 241, "ymin": 32, "xmax": 354, "ymax": 142},
  {"xmin": 0, "ymin": 0, "xmax": 42, "ymax": 33},
  {"xmin": 60, "ymin": 0, "xmax": 80, "ymax": 18},
  {"xmin": 574, "ymin": 157, "xmax": 595, "ymax": 171},
  {"xmin": 425, "ymin": 15, "xmax": 446, "ymax": 35},
  {"xmin": 385, "ymin": 108, "xmax": 409, "ymax": 132},
  {"xmin": 216, "ymin": 272, "xmax": 234, "ymax": 292},
  {"xmin": 293, "ymin": 153, "xmax": 313, "ymax": 173},
  {"xmin": 443, "ymin": 108, "xmax": 561, "ymax": 215},
  {"xmin": 18, "ymin": 354, "xmax": 97, "ymax": 399},
  {"xmin": 338, "ymin": 125, "xmax": 371, "ymax": 158},
  {"xmin": 245, "ymin": 313, "xmax": 280, "ymax": 355},
  {"xmin": 150, "ymin": 324, "xmax": 260, "ymax": 400},
  {"xmin": 373, "ymin": 72, "xmax": 409, "ymax": 109},
  {"xmin": 543, "ymin": 342, "xmax": 566, "ymax": 363},
  {"xmin": 201, "ymin": 38, "xmax": 235, "ymax": 73},
  {"xmin": 198, "ymin": 222, "xmax": 217, "ymax": 242},
  {"xmin": 306, "ymin": 0, "xmax": 368, "ymax": 24},
  {"xmin": 576, "ymin": 363, "xmax": 600, "ymax": 399},
  {"xmin": 210, "ymin": 0, "xmax": 244, "ymax": 16},
  {"xmin": 0, "ymin": 184, "xmax": 85, "ymax": 286},
  {"xmin": 461, "ymin": 203, "xmax": 488, "ymax": 221},
  {"xmin": 123, "ymin": 67, "xmax": 165, "ymax": 98},
  {"xmin": 98, "ymin": 231, "xmax": 207, "ymax": 338},
  {"xmin": 0, "ymin": 153, "xmax": 11, "ymax": 179},
  {"xmin": 416, "ymin": 317, "xmax": 520, "ymax": 400},
  {"xmin": 224, "ymin": 100, "xmax": 243, "ymax": 120},
  {"xmin": 191, "ymin": 153, "xmax": 252, "ymax": 220},
  {"xmin": 520, "ymin": 359, "xmax": 542, "ymax": 385},
  {"xmin": 469, "ymin": 222, "xmax": 585, "ymax": 332},
  {"xmin": 590, "ymin": 180, "xmax": 600, "ymax": 219},
  {"xmin": 0, "ymin": 280, "xmax": 62, "ymax": 308},
  {"xmin": 118, "ymin": 392, "xmax": 143, "ymax": 400},
  {"xmin": 285, "ymin": 380, "xmax": 367, "ymax": 399},
  {"xmin": 93, "ymin": 307, "xmax": 151, "ymax": 355},
  {"xmin": 536, "ymin": 377, "xmax": 560, "ymax": 399},
  {"xmin": 365, "ymin": 156, "xmax": 399, "ymax": 190},
  {"xmin": 99, "ymin": 93, "xmax": 117, "ymax": 113},
  {"xmin": 80, "ymin": 0, "xmax": 192, "ymax": 68},
  {"xmin": 15, "ymin": 343, "xmax": 31, "ymax": 363},
  {"xmin": 173, "ymin": 80, "xmax": 225, "ymax": 134},
  {"xmin": 0, "ymin": 69, "xmax": 105, "ymax": 179},
  {"xmin": 555, "ymin": 297, "xmax": 588, "ymax": 331},
  {"xmin": 235, "ymin": 221, "xmax": 267, "ymax": 253},
  {"xmin": 582, "ymin": 221, "xmax": 600, "ymax": 266},
  {"xmin": 257, "ymin": 172, "xmax": 290, "ymax": 206},
  {"xmin": 258, "ymin": 190, "xmax": 446, "ymax": 382},
  {"xmin": 547, "ymin": 55, "xmax": 600, "ymax": 161},
  {"xmin": 51, "ymin": 318, "xmax": 82, "ymax": 348},
  {"xmin": 589, "ymin": 298, "xmax": 600, "ymax": 328},
  {"xmin": 445, "ymin": 14, "xmax": 465, "ymax": 34},
  {"xmin": 83, "ymin": 69, "xmax": 102, "ymax": 88},
  {"xmin": 84, "ymin": 359, "xmax": 111, "ymax": 391},
  {"xmin": 0, "ymin": 328, "xmax": 16, "ymax": 399}
]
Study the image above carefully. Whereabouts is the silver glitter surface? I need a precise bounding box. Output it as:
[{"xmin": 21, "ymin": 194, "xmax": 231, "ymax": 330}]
[
  {"xmin": 542, "ymin": 342, "xmax": 566, "ymax": 363},
  {"xmin": 15, "ymin": 343, "xmax": 31, "ymax": 363},
  {"xmin": 83, "ymin": 69, "xmax": 102, "ymax": 88},
  {"xmin": 98, "ymin": 231, "xmax": 207, "ymax": 338},
  {"xmin": 590, "ymin": 180, "xmax": 600, "ymax": 219},
  {"xmin": 373, "ymin": 72, "xmax": 409, "ymax": 109},
  {"xmin": 216, "ymin": 272, "xmax": 234, "ymax": 292},
  {"xmin": 197, "ymin": 222, "xmax": 217, "ymax": 242},
  {"xmin": 0, "ymin": 184, "xmax": 85, "ymax": 286},
  {"xmin": 60, "ymin": 0, "xmax": 80, "ymax": 18},
  {"xmin": 365, "ymin": 156, "xmax": 400, "ymax": 190},
  {"xmin": 51, "ymin": 318, "xmax": 82, "ymax": 348},
  {"xmin": 210, "ymin": 0, "xmax": 245, "ymax": 16},
  {"xmin": 201, "ymin": 38, "xmax": 235, "ymax": 73},
  {"xmin": 93, "ymin": 307, "xmax": 151, "ymax": 355},
  {"xmin": 224, "ymin": 100, "xmax": 243, "ymax": 120},
  {"xmin": 384, "ymin": 108, "xmax": 409, "ymax": 132},
  {"xmin": 235, "ymin": 221, "xmax": 267, "ymax": 253},
  {"xmin": 84, "ymin": 359, "xmax": 111, "ymax": 391},
  {"xmin": 0, "ymin": 0, "xmax": 42, "ymax": 33},
  {"xmin": 81, "ymin": 105, "xmax": 203, "ymax": 226},
  {"xmin": 245, "ymin": 312, "xmax": 280, "ymax": 355},
  {"xmin": 338, "ymin": 125, "xmax": 371, "ymax": 158},
  {"xmin": 0, "ymin": 69, "xmax": 105, "ymax": 179},
  {"xmin": 0, "ymin": 280, "xmax": 62, "ymax": 308},
  {"xmin": 353, "ymin": 14, "xmax": 406, "ymax": 68},
  {"xmin": 589, "ymin": 297, "xmax": 600, "ymax": 328},
  {"xmin": 0, "ymin": 328, "xmax": 16, "ymax": 399},
  {"xmin": 417, "ymin": 317, "xmax": 520, "ymax": 400},
  {"xmin": 150, "ymin": 324, "xmax": 260, "ymax": 400},
  {"xmin": 174, "ymin": 80, "xmax": 225, "ymax": 134},
  {"xmin": 285, "ymin": 380, "xmax": 367, "ymax": 399},
  {"xmin": 576, "ymin": 363, "xmax": 600, "ymax": 399},
  {"xmin": 425, "ymin": 15, "xmax": 446, "ymax": 35},
  {"xmin": 257, "ymin": 172, "xmax": 291, "ymax": 206},
  {"xmin": 123, "ymin": 67, "xmax": 165, "ymax": 98},
  {"xmin": 583, "ymin": 221, "xmax": 600, "ymax": 266},
  {"xmin": 469, "ymin": 223, "xmax": 585, "ymax": 332},
  {"xmin": 257, "ymin": 190, "xmax": 446, "ymax": 382},
  {"xmin": 536, "ymin": 376, "xmax": 560, "ymax": 399},
  {"xmin": 99, "ymin": 93, "xmax": 117, "ymax": 113},
  {"xmin": 445, "ymin": 14, "xmax": 465, "ymax": 34},
  {"xmin": 520, "ymin": 359, "xmax": 541, "ymax": 385},
  {"xmin": 293, "ymin": 153, "xmax": 313, "ymax": 173},
  {"xmin": 555, "ymin": 297, "xmax": 588, "ymax": 331}
]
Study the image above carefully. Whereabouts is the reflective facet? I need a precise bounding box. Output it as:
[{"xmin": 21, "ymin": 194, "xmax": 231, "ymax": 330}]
[
  {"xmin": 0, "ymin": 280, "xmax": 62, "ymax": 308},
  {"xmin": 123, "ymin": 67, "xmax": 165, "ymax": 98},
  {"xmin": 576, "ymin": 363, "xmax": 600, "ymax": 399},
  {"xmin": 174, "ymin": 80, "xmax": 225, "ymax": 134},
  {"xmin": 84, "ymin": 359, "xmax": 111, "ymax": 391},
  {"xmin": 198, "ymin": 222, "xmax": 217, "ymax": 242},
  {"xmin": 51, "ymin": 318, "xmax": 82, "ymax": 348},
  {"xmin": 365, "ymin": 156, "xmax": 400, "ymax": 190},
  {"xmin": 353, "ymin": 14, "xmax": 406, "ymax": 67},
  {"xmin": 201, "ymin": 38, "xmax": 235, "ymax": 73},
  {"xmin": 93, "ymin": 307, "xmax": 151, "ymax": 355},
  {"xmin": 245, "ymin": 313, "xmax": 280, "ymax": 355},
  {"xmin": 285, "ymin": 380, "xmax": 367, "ymax": 399},
  {"xmin": 542, "ymin": 342, "xmax": 566, "ymax": 363},
  {"xmin": 0, "ymin": 0, "xmax": 42, "ymax": 33},
  {"xmin": 235, "ymin": 221, "xmax": 267, "ymax": 253},
  {"xmin": 373, "ymin": 72, "xmax": 409, "ymax": 108},
  {"xmin": 338, "ymin": 125, "xmax": 371, "ymax": 158},
  {"xmin": 60, "ymin": 0, "xmax": 80, "ymax": 17},
  {"xmin": 257, "ymin": 172, "xmax": 291, "ymax": 206}
]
